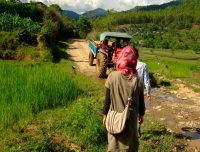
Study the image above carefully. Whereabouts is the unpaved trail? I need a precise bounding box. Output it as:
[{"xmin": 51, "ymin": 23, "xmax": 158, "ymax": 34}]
[
  {"xmin": 66, "ymin": 39, "xmax": 97, "ymax": 77},
  {"xmin": 66, "ymin": 38, "xmax": 200, "ymax": 151}
]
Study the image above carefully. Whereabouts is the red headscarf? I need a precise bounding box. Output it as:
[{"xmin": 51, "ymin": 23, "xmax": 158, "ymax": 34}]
[{"xmin": 116, "ymin": 46, "xmax": 138, "ymax": 79}]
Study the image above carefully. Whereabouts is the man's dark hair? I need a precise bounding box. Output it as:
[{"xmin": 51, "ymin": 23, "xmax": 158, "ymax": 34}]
[{"xmin": 133, "ymin": 46, "xmax": 139, "ymax": 57}]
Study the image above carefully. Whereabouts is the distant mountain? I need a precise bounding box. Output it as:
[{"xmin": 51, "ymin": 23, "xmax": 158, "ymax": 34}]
[
  {"xmin": 62, "ymin": 8, "xmax": 106, "ymax": 20},
  {"xmin": 130, "ymin": 0, "xmax": 183, "ymax": 11},
  {"xmin": 62, "ymin": 10, "xmax": 80, "ymax": 20},
  {"xmin": 63, "ymin": 0, "xmax": 184, "ymax": 20},
  {"xmin": 82, "ymin": 8, "xmax": 107, "ymax": 17}
]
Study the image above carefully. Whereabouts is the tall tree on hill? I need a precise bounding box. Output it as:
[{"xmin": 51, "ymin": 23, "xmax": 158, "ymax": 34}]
[
  {"xmin": 49, "ymin": 4, "xmax": 62, "ymax": 14},
  {"xmin": 76, "ymin": 16, "xmax": 92, "ymax": 38},
  {"xmin": 106, "ymin": 9, "xmax": 117, "ymax": 16}
]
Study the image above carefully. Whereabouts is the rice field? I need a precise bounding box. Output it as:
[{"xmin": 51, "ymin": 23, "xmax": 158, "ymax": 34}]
[
  {"xmin": 137, "ymin": 47, "xmax": 200, "ymax": 86},
  {"xmin": 0, "ymin": 61, "xmax": 79, "ymax": 128}
]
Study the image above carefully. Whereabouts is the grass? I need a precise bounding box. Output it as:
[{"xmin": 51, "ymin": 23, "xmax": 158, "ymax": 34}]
[
  {"xmin": 139, "ymin": 116, "xmax": 176, "ymax": 152},
  {"xmin": 137, "ymin": 47, "xmax": 200, "ymax": 91},
  {"xmin": 0, "ymin": 41, "xmax": 195, "ymax": 151},
  {"xmin": 0, "ymin": 59, "xmax": 182, "ymax": 152},
  {"xmin": 0, "ymin": 60, "xmax": 79, "ymax": 129},
  {"xmin": 0, "ymin": 58, "xmax": 107, "ymax": 151},
  {"xmin": 0, "ymin": 31, "xmax": 19, "ymax": 43}
]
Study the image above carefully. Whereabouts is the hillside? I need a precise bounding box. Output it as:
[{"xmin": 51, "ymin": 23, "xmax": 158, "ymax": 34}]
[
  {"xmin": 82, "ymin": 8, "xmax": 107, "ymax": 17},
  {"xmin": 0, "ymin": 1, "xmax": 76, "ymax": 62},
  {"xmin": 62, "ymin": 8, "xmax": 107, "ymax": 20},
  {"xmin": 62, "ymin": 10, "xmax": 80, "ymax": 20},
  {"xmin": 62, "ymin": 0, "xmax": 183, "ymax": 20},
  {"xmin": 130, "ymin": 0, "xmax": 183, "ymax": 11},
  {"xmin": 89, "ymin": 0, "xmax": 200, "ymax": 54}
]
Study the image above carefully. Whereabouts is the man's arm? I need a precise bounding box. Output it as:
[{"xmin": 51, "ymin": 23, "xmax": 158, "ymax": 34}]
[
  {"xmin": 143, "ymin": 64, "xmax": 151, "ymax": 100},
  {"xmin": 138, "ymin": 92, "xmax": 145, "ymax": 125}
]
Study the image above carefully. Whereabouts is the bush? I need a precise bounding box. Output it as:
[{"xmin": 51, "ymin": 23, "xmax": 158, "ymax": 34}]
[
  {"xmin": 193, "ymin": 43, "xmax": 200, "ymax": 54},
  {"xmin": 0, "ymin": 13, "xmax": 41, "ymax": 33},
  {"xmin": 0, "ymin": 0, "xmax": 43, "ymax": 22},
  {"xmin": 161, "ymin": 40, "xmax": 169, "ymax": 49}
]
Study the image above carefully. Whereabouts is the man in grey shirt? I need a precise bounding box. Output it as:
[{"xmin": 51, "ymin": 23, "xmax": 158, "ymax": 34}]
[{"xmin": 135, "ymin": 48, "xmax": 151, "ymax": 100}]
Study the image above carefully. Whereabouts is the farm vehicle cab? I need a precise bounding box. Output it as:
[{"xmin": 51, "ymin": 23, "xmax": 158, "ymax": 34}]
[{"xmin": 88, "ymin": 32, "xmax": 132, "ymax": 78}]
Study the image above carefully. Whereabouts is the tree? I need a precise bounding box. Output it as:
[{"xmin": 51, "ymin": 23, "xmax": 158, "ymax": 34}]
[
  {"xmin": 49, "ymin": 4, "xmax": 62, "ymax": 13},
  {"xmin": 106, "ymin": 9, "xmax": 117, "ymax": 16},
  {"xmin": 161, "ymin": 40, "xmax": 169, "ymax": 49},
  {"xmin": 85, "ymin": 9, "xmax": 96, "ymax": 21},
  {"xmin": 76, "ymin": 16, "xmax": 92, "ymax": 38},
  {"xmin": 193, "ymin": 43, "xmax": 200, "ymax": 54}
]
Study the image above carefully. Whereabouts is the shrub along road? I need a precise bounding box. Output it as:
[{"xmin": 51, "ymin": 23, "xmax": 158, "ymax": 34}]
[{"xmin": 66, "ymin": 38, "xmax": 200, "ymax": 151}]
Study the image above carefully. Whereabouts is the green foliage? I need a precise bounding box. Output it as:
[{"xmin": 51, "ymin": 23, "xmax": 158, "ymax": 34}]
[
  {"xmin": 41, "ymin": 6, "xmax": 76, "ymax": 41},
  {"xmin": 138, "ymin": 47, "xmax": 200, "ymax": 88},
  {"xmin": 140, "ymin": 115, "xmax": 176, "ymax": 151},
  {"xmin": 144, "ymin": 39, "xmax": 155, "ymax": 48},
  {"xmin": 41, "ymin": 7, "xmax": 62, "ymax": 41},
  {"xmin": 0, "ymin": 31, "xmax": 18, "ymax": 43},
  {"xmin": 90, "ymin": 0, "xmax": 200, "ymax": 52},
  {"xmin": 0, "ymin": 13, "xmax": 41, "ymax": 33},
  {"xmin": 0, "ymin": 0, "xmax": 43, "ymax": 22},
  {"xmin": 77, "ymin": 16, "xmax": 92, "ymax": 38},
  {"xmin": 0, "ymin": 61, "xmax": 79, "ymax": 128},
  {"xmin": 49, "ymin": 4, "xmax": 62, "ymax": 13},
  {"xmin": 0, "ymin": 0, "xmax": 76, "ymax": 55},
  {"xmin": 161, "ymin": 40, "xmax": 170, "ymax": 49},
  {"xmin": 192, "ymin": 43, "xmax": 200, "ymax": 54},
  {"xmin": 0, "ymin": 59, "xmax": 185, "ymax": 151},
  {"xmin": 61, "ymin": 99, "xmax": 107, "ymax": 151},
  {"xmin": 86, "ymin": 31, "xmax": 101, "ymax": 41},
  {"xmin": 41, "ymin": 18, "xmax": 57, "ymax": 41},
  {"xmin": 50, "ymin": 41, "xmax": 69, "ymax": 62}
]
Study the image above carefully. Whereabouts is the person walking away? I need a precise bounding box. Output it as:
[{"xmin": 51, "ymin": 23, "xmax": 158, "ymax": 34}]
[
  {"xmin": 135, "ymin": 47, "xmax": 151, "ymax": 137},
  {"xmin": 135, "ymin": 48, "xmax": 151, "ymax": 101},
  {"xmin": 102, "ymin": 46, "xmax": 145, "ymax": 152}
]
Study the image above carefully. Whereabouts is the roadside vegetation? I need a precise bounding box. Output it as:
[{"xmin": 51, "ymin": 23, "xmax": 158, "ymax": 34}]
[
  {"xmin": 137, "ymin": 47, "xmax": 200, "ymax": 92},
  {"xmin": 0, "ymin": 60, "xmax": 79, "ymax": 129},
  {"xmin": 0, "ymin": 0, "xmax": 80, "ymax": 62},
  {"xmin": 0, "ymin": 0, "xmax": 200, "ymax": 151},
  {"xmin": 0, "ymin": 56, "xmax": 182, "ymax": 152}
]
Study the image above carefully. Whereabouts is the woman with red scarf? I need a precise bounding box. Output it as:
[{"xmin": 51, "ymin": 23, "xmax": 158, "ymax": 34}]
[{"xmin": 102, "ymin": 46, "xmax": 145, "ymax": 152}]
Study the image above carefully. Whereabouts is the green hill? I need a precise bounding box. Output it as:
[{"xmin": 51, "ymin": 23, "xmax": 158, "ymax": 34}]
[
  {"xmin": 0, "ymin": 1, "xmax": 76, "ymax": 62},
  {"xmin": 130, "ymin": 0, "xmax": 183, "ymax": 11},
  {"xmin": 89, "ymin": 0, "xmax": 200, "ymax": 53}
]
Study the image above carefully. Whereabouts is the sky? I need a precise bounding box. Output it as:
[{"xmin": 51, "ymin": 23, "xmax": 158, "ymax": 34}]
[{"xmin": 21, "ymin": 0, "xmax": 173, "ymax": 14}]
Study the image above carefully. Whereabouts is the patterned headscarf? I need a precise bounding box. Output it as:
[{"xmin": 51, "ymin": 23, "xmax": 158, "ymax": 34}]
[{"xmin": 116, "ymin": 46, "xmax": 138, "ymax": 79}]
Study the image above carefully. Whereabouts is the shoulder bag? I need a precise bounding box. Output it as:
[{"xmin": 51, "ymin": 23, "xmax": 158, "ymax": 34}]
[{"xmin": 105, "ymin": 79, "xmax": 135, "ymax": 134}]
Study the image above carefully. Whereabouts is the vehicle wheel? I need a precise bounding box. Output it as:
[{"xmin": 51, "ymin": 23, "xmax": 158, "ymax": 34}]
[
  {"xmin": 96, "ymin": 52, "xmax": 107, "ymax": 78},
  {"xmin": 88, "ymin": 51, "xmax": 94, "ymax": 66}
]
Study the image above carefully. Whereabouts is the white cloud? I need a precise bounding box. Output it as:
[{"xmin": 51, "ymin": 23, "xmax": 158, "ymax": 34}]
[{"xmin": 21, "ymin": 0, "xmax": 173, "ymax": 14}]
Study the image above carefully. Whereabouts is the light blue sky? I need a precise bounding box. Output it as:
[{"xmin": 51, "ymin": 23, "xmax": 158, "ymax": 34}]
[{"xmin": 21, "ymin": 0, "xmax": 173, "ymax": 14}]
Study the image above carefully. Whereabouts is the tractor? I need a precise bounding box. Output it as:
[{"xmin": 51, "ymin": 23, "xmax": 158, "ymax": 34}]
[{"xmin": 88, "ymin": 32, "xmax": 132, "ymax": 78}]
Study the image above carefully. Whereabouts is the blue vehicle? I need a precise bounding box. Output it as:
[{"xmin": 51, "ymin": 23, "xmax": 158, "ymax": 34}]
[{"xmin": 88, "ymin": 32, "xmax": 132, "ymax": 78}]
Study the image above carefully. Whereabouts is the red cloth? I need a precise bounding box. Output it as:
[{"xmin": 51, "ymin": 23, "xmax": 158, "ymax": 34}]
[
  {"xmin": 112, "ymin": 48, "xmax": 122, "ymax": 63},
  {"xmin": 116, "ymin": 46, "xmax": 138, "ymax": 79}
]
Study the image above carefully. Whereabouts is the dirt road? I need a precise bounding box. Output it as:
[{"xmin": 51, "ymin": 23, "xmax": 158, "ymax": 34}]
[
  {"xmin": 66, "ymin": 39, "xmax": 97, "ymax": 77},
  {"xmin": 66, "ymin": 39, "xmax": 200, "ymax": 151}
]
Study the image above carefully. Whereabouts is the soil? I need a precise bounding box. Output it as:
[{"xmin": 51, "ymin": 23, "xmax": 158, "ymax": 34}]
[{"xmin": 66, "ymin": 38, "xmax": 200, "ymax": 151}]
